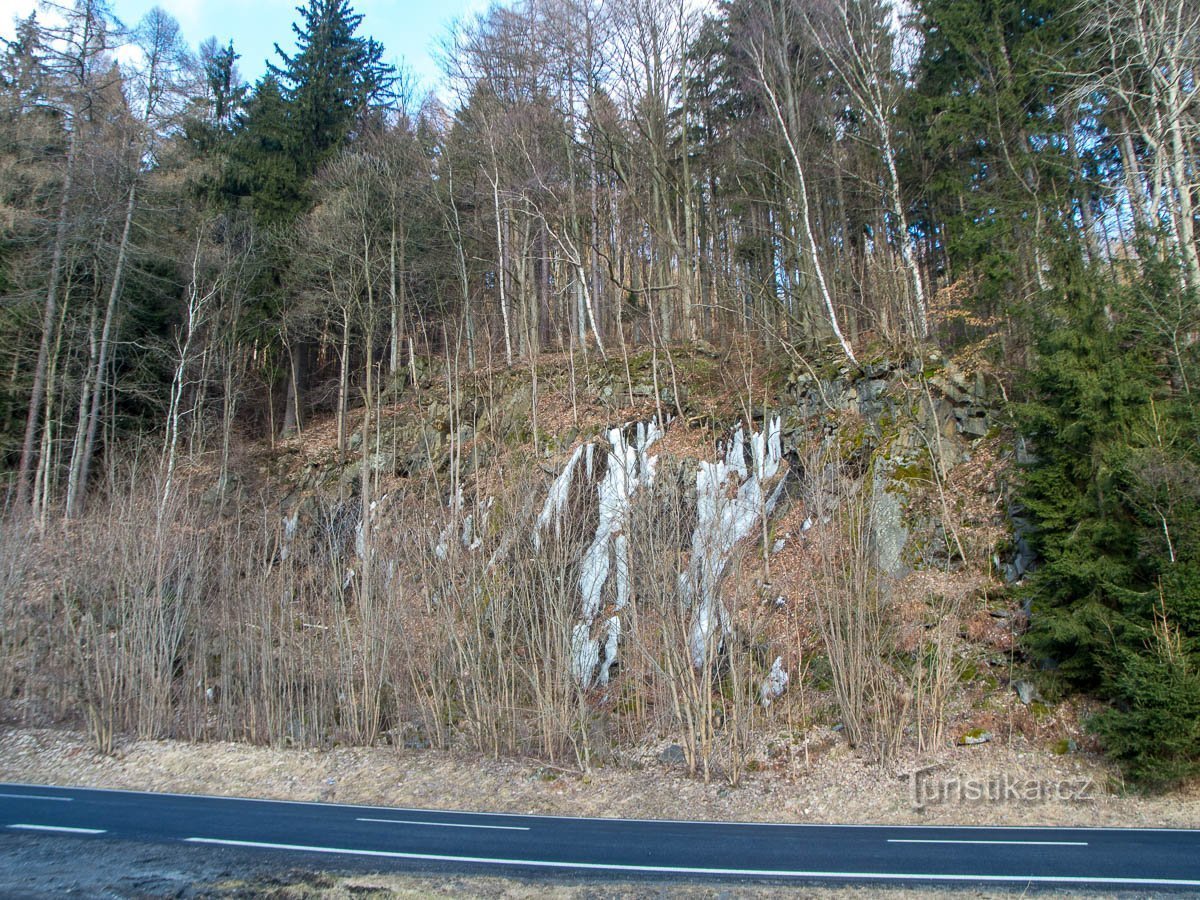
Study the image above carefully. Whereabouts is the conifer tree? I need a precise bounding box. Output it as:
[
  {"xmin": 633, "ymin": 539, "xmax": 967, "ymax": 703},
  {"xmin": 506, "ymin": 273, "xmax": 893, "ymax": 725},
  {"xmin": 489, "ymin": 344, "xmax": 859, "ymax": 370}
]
[
  {"xmin": 267, "ymin": 0, "xmax": 393, "ymax": 185},
  {"xmin": 903, "ymin": 0, "xmax": 1078, "ymax": 307},
  {"xmin": 232, "ymin": 74, "xmax": 301, "ymax": 222},
  {"xmin": 1018, "ymin": 261, "xmax": 1200, "ymax": 786}
]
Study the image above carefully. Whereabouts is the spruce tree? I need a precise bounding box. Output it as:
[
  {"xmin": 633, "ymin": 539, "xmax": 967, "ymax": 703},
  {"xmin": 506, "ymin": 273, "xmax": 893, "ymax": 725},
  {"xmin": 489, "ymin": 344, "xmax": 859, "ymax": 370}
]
[
  {"xmin": 903, "ymin": 0, "xmax": 1079, "ymax": 308},
  {"xmin": 268, "ymin": 0, "xmax": 393, "ymax": 183},
  {"xmin": 228, "ymin": 0, "xmax": 392, "ymax": 224},
  {"xmin": 1018, "ymin": 262, "xmax": 1200, "ymax": 786},
  {"xmin": 232, "ymin": 74, "xmax": 302, "ymax": 222}
]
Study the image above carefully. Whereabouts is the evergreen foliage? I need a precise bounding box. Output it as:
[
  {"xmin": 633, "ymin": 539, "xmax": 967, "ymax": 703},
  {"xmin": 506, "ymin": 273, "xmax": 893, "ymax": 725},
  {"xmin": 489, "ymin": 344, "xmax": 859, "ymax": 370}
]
[
  {"xmin": 1018, "ymin": 264, "xmax": 1200, "ymax": 786},
  {"xmin": 903, "ymin": 0, "xmax": 1078, "ymax": 307}
]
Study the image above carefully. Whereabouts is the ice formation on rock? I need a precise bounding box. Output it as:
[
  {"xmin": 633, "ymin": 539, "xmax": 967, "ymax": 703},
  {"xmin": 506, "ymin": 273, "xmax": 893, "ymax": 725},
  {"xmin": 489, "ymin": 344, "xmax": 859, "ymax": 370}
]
[
  {"xmin": 760, "ymin": 655, "xmax": 789, "ymax": 705},
  {"xmin": 536, "ymin": 422, "xmax": 662, "ymax": 687},
  {"xmin": 538, "ymin": 416, "xmax": 784, "ymax": 684},
  {"xmin": 534, "ymin": 443, "xmax": 585, "ymax": 549},
  {"xmin": 435, "ymin": 488, "xmax": 492, "ymax": 560},
  {"xmin": 280, "ymin": 510, "xmax": 299, "ymax": 561},
  {"xmin": 681, "ymin": 417, "xmax": 784, "ymax": 666},
  {"xmin": 354, "ymin": 494, "xmax": 388, "ymax": 560},
  {"xmin": 575, "ymin": 421, "xmax": 661, "ymax": 685}
]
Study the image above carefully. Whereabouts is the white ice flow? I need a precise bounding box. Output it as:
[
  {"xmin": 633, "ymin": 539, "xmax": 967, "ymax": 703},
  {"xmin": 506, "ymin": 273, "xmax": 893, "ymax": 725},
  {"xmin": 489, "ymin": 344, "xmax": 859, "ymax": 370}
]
[
  {"xmin": 535, "ymin": 416, "xmax": 786, "ymax": 692},
  {"xmin": 680, "ymin": 417, "xmax": 784, "ymax": 667},
  {"xmin": 535, "ymin": 421, "xmax": 661, "ymax": 687}
]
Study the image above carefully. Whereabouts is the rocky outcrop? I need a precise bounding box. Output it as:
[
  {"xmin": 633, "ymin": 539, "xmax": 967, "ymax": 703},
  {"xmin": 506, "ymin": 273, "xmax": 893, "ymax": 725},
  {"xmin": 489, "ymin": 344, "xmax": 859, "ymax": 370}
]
[
  {"xmin": 780, "ymin": 352, "xmax": 1007, "ymax": 577},
  {"xmin": 272, "ymin": 348, "xmax": 1019, "ymax": 706}
]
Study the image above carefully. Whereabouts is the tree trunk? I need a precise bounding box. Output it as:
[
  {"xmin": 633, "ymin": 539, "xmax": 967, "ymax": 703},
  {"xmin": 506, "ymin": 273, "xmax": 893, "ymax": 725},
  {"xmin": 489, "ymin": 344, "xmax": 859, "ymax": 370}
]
[
  {"xmin": 70, "ymin": 178, "xmax": 137, "ymax": 517},
  {"xmin": 281, "ymin": 340, "xmax": 307, "ymax": 439},
  {"xmin": 754, "ymin": 50, "xmax": 857, "ymax": 365},
  {"xmin": 16, "ymin": 128, "xmax": 78, "ymax": 507}
]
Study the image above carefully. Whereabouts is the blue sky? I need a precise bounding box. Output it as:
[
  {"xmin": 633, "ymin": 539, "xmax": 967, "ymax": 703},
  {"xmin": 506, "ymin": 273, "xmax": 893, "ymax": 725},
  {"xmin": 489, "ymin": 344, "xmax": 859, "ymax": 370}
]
[{"xmin": 0, "ymin": 0, "xmax": 489, "ymax": 93}]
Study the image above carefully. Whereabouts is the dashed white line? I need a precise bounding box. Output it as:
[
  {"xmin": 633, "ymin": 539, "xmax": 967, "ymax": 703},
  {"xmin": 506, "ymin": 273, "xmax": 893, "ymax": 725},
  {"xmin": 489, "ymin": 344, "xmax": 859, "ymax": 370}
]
[
  {"xmin": 888, "ymin": 839, "xmax": 1088, "ymax": 847},
  {"xmin": 357, "ymin": 817, "xmax": 529, "ymax": 831},
  {"xmin": 8, "ymin": 824, "xmax": 105, "ymax": 834},
  {"xmin": 8, "ymin": 782, "xmax": 1197, "ymax": 833},
  {"xmin": 0, "ymin": 793, "xmax": 73, "ymax": 802},
  {"xmin": 182, "ymin": 837, "xmax": 1200, "ymax": 887}
]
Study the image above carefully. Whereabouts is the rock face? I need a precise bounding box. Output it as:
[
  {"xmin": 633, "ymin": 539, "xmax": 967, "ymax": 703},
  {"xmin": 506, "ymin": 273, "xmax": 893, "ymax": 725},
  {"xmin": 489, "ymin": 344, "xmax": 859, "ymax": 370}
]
[
  {"xmin": 271, "ymin": 350, "xmax": 1016, "ymax": 710},
  {"xmin": 869, "ymin": 462, "xmax": 909, "ymax": 578},
  {"xmin": 781, "ymin": 354, "xmax": 1010, "ymax": 576}
]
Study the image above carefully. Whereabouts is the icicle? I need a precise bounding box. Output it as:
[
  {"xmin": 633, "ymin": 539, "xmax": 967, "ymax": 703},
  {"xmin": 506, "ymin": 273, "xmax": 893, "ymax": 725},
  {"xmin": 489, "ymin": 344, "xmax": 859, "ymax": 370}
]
[
  {"xmin": 534, "ymin": 443, "xmax": 586, "ymax": 548},
  {"xmin": 281, "ymin": 510, "xmax": 299, "ymax": 561},
  {"xmin": 613, "ymin": 533, "xmax": 631, "ymax": 610},
  {"xmin": 598, "ymin": 616, "xmax": 621, "ymax": 685},
  {"xmin": 725, "ymin": 425, "xmax": 747, "ymax": 479},
  {"xmin": 760, "ymin": 656, "xmax": 788, "ymax": 706},
  {"xmin": 570, "ymin": 622, "xmax": 600, "ymax": 686},
  {"xmin": 436, "ymin": 488, "xmax": 490, "ymax": 558},
  {"xmin": 683, "ymin": 417, "xmax": 786, "ymax": 666},
  {"xmin": 568, "ymin": 421, "xmax": 660, "ymax": 686}
]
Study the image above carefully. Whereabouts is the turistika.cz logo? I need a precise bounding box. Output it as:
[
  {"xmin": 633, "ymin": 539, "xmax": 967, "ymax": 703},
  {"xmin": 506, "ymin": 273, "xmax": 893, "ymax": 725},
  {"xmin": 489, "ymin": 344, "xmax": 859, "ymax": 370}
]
[{"xmin": 904, "ymin": 766, "xmax": 1097, "ymax": 811}]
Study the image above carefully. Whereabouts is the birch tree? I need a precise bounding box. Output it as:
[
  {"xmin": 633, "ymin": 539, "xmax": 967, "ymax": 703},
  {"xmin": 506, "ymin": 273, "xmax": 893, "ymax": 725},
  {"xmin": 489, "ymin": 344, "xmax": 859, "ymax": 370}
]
[
  {"xmin": 742, "ymin": 0, "xmax": 859, "ymax": 364},
  {"xmin": 67, "ymin": 7, "xmax": 195, "ymax": 516},
  {"xmin": 808, "ymin": 0, "xmax": 929, "ymax": 340}
]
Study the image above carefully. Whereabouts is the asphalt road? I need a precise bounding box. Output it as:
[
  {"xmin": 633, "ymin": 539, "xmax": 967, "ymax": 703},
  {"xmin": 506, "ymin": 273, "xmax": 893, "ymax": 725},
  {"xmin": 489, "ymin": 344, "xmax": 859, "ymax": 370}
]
[{"xmin": 1, "ymin": 781, "xmax": 1197, "ymax": 890}]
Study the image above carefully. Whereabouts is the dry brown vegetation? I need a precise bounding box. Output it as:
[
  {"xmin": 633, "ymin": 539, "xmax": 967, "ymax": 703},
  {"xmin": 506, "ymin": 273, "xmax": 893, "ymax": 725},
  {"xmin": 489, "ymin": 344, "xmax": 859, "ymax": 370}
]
[{"xmin": 0, "ymin": 346, "xmax": 1129, "ymax": 802}]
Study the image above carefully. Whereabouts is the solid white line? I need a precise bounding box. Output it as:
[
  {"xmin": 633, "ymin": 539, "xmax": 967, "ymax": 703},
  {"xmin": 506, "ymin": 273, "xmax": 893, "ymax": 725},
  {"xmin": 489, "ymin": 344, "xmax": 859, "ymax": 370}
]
[
  {"xmin": 8, "ymin": 824, "xmax": 105, "ymax": 834},
  {"xmin": 0, "ymin": 793, "xmax": 73, "ymax": 802},
  {"xmin": 6, "ymin": 782, "xmax": 1195, "ymax": 834},
  {"xmin": 182, "ymin": 837, "xmax": 1200, "ymax": 887},
  {"xmin": 888, "ymin": 839, "xmax": 1088, "ymax": 847},
  {"xmin": 357, "ymin": 817, "xmax": 529, "ymax": 831}
]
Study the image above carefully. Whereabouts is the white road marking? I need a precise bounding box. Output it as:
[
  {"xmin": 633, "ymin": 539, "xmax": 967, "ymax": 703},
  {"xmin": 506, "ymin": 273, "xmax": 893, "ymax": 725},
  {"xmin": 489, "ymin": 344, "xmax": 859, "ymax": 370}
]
[
  {"xmin": 888, "ymin": 839, "xmax": 1088, "ymax": 847},
  {"xmin": 357, "ymin": 817, "xmax": 529, "ymax": 831},
  {"xmin": 183, "ymin": 837, "xmax": 1200, "ymax": 887},
  {"xmin": 8, "ymin": 824, "xmax": 105, "ymax": 834},
  {"xmin": 0, "ymin": 793, "xmax": 73, "ymax": 802}
]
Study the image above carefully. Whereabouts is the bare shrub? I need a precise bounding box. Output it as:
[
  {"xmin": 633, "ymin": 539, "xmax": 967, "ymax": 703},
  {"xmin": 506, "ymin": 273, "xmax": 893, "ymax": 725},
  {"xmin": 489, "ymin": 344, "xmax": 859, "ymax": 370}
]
[
  {"xmin": 0, "ymin": 517, "xmax": 35, "ymax": 704},
  {"xmin": 800, "ymin": 439, "xmax": 908, "ymax": 763},
  {"xmin": 55, "ymin": 472, "xmax": 201, "ymax": 751},
  {"xmin": 0, "ymin": 390, "xmax": 981, "ymax": 775},
  {"xmin": 623, "ymin": 454, "xmax": 774, "ymax": 784}
]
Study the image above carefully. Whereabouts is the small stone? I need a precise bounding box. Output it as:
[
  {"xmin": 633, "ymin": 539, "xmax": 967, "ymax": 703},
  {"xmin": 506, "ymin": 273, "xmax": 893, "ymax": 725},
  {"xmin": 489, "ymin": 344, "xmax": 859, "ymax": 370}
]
[
  {"xmin": 1014, "ymin": 679, "xmax": 1038, "ymax": 705},
  {"xmin": 957, "ymin": 729, "xmax": 993, "ymax": 746},
  {"xmin": 658, "ymin": 744, "xmax": 686, "ymax": 764}
]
